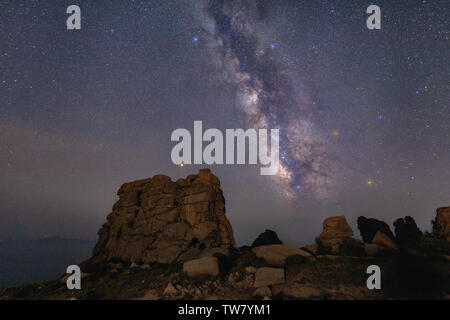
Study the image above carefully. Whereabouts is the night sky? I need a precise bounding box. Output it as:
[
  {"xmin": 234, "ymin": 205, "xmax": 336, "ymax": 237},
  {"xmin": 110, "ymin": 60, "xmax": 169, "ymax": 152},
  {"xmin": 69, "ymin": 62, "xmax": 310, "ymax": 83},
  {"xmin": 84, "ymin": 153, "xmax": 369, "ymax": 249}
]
[{"xmin": 0, "ymin": 0, "xmax": 448, "ymax": 246}]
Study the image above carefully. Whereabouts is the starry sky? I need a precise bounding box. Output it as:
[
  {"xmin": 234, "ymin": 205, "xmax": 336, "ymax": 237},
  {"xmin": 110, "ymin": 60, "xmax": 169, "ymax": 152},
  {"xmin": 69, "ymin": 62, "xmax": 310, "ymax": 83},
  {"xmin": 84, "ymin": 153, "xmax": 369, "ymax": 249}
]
[{"xmin": 0, "ymin": 0, "xmax": 448, "ymax": 246}]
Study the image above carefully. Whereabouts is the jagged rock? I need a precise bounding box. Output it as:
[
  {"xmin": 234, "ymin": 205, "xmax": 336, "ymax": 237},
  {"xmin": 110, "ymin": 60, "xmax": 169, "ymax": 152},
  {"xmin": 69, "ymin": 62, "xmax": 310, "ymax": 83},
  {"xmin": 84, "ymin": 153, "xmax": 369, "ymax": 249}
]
[
  {"xmin": 183, "ymin": 257, "xmax": 219, "ymax": 278},
  {"xmin": 393, "ymin": 216, "xmax": 422, "ymax": 248},
  {"xmin": 436, "ymin": 207, "xmax": 450, "ymax": 241},
  {"xmin": 91, "ymin": 169, "xmax": 235, "ymax": 264},
  {"xmin": 253, "ymin": 267, "xmax": 285, "ymax": 288},
  {"xmin": 372, "ymin": 231, "xmax": 398, "ymax": 250},
  {"xmin": 253, "ymin": 286, "xmax": 271, "ymax": 298},
  {"xmin": 252, "ymin": 230, "xmax": 283, "ymax": 247},
  {"xmin": 252, "ymin": 244, "xmax": 312, "ymax": 266},
  {"xmin": 357, "ymin": 216, "xmax": 395, "ymax": 243},
  {"xmin": 318, "ymin": 216, "xmax": 354, "ymax": 252}
]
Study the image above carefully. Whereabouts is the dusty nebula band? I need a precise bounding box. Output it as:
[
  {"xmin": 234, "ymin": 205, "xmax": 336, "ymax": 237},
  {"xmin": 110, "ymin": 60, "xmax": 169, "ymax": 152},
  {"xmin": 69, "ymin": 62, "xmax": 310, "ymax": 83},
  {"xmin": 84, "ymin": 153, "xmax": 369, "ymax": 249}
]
[{"xmin": 194, "ymin": 0, "xmax": 333, "ymax": 199}]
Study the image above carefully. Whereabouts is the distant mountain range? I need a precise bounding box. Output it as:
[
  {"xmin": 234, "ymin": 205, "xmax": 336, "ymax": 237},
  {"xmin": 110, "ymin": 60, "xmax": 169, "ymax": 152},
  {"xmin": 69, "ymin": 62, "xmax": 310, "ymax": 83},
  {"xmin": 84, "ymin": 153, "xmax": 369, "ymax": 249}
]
[{"xmin": 0, "ymin": 237, "xmax": 94, "ymax": 287}]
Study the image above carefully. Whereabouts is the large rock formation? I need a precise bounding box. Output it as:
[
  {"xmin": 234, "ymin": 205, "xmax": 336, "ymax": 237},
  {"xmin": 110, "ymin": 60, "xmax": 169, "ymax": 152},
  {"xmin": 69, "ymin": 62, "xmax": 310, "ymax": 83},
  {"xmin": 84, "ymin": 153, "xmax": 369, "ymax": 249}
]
[
  {"xmin": 91, "ymin": 169, "xmax": 235, "ymax": 264},
  {"xmin": 357, "ymin": 216, "xmax": 395, "ymax": 243},
  {"xmin": 436, "ymin": 207, "xmax": 450, "ymax": 241},
  {"xmin": 318, "ymin": 216, "xmax": 354, "ymax": 251}
]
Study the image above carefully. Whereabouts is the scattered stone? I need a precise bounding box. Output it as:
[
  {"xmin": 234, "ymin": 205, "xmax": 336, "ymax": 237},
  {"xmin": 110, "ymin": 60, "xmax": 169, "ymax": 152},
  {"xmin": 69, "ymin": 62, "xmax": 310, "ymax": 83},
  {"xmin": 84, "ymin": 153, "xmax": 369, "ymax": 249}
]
[
  {"xmin": 183, "ymin": 257, "xmax": 219, "ymax": 277},
  {"xmin": 357, "ymin": 216, "xmax": 395, "ymax": 243},
  {"xmin": 252, "ymin": 230, "xmax": 283, "ymax": 247},
  {"xmin": 318, "ymin": 216, "xmax": 354, "ymax": 252},
  {"xmin": 436, "ymin": 206, "xmax": 450, "ymax": 241},
  {"xmin": 393, "ymin": 216, "xmax": 422, "ymax": 248},
  {"xmin": 254, "ymin": 267, "xmax": 285, "ymax": 288},
  {"xmin": 372, "ymin": 231, "xmax": 398, "ymax": 250},
  {"xmin": 253, "ymin": 286, "xmax": 271, "ymax": 298},
  {"xmin": 130, "ymin": 262, "xmax": 138, "ymax": 268},
  {"xmin": 252, "ymin": 244, "xmax": 312, "ymax": 266}
]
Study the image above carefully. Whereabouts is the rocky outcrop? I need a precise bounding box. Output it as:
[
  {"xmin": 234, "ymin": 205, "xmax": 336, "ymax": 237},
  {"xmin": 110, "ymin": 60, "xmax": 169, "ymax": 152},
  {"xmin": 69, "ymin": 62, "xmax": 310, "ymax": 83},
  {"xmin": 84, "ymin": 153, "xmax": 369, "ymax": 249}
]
[
  {"xmin": 91, "ymin": 169, "xmax": 235, "ymax": 264},
  {"xmin": 357, "ymin": 216, "xmax": 395, "ymax": 243},
  {"xmin": 436, "ymin": 207, "xmax": 450, "ymax": 241},
  {"xmin": 251, "ymin": 230, "xmax": 283, "ymax": 247},
  {"xmin": 394, "ymin": 216, "xmax": 422, "ymax": 248},
  {"xmin": 318, "ymin": 216, "xmax": 354, "ymax": 251}
]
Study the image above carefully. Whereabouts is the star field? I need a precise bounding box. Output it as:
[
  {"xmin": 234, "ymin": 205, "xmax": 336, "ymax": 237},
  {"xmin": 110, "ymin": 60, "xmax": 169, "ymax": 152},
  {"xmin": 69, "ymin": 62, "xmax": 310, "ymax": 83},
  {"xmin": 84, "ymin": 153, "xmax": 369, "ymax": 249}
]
[{"xmin": 0, "ymin": 0, "xmax": 448, "ymax": 245}]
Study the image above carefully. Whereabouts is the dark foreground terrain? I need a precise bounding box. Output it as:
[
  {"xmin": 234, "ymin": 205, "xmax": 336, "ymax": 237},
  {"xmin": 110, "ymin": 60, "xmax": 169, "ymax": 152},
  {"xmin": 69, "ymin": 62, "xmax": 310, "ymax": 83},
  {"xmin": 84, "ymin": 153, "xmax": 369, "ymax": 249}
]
[{"xmin": 1, "ymin": 237, "xmax": 449, "ymax": 300}]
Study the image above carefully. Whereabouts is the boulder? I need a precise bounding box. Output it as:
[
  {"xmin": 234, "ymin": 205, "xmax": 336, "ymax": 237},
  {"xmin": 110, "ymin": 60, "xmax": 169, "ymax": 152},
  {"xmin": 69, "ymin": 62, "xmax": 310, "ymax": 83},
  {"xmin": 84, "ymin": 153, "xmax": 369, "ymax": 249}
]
[
  {"xmin": 252, "ymin": 244, "xmax": 312, "ymax": 266},
  {"xmin": 318, "ymin": 216, "xmax": 354, "ymax": 252},
  {"xmin": 251, "ymin": 230, "xmax": 283, "ymax": 247},
  {"xmin": 357, "ymin": 216, "xmax": 395, "ymax": 243},
  {"xmin": 90, "ymin": 169, "xmax": 235, "ymax": 264},
  {"xmin": 183, "ymin": 257, "xmax": 219, "ymax": 278},
  {"xmin": 372, "ymin": 231, "xmax": 398, "ymax": 250},
  {"xmin": 253, "ymin": 286, "xmax": 271, "ymax": 298},
  {"xmin": 436, "ymin": 207, "xmax": 450, "ymax": 241},
  {"xmin": 393, "ymin": 216, "xmax": 422, "ymax": 248},
  {"xmin": 253, "ymin": 267, "xmax": 285, "ymax": 288}
]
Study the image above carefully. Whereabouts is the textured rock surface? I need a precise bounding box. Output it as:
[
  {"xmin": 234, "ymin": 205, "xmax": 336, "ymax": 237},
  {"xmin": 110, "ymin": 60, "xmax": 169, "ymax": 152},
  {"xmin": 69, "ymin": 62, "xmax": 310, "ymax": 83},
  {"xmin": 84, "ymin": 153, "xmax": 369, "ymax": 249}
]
[
  {"xmin": 252, "ymin": 244, "xmax": 312, "ymax": 266},
  {"xmin": 394, "ymin": 216, "xmax": 422, "ymax": 248},
  {"xmin": 318, "ymin": 216, "xmax": 354, "ymax": 251},
  {"xmin": 357, "ymin": 216, "xmax": 395, "ymax": 243},
  {"xmin": 251, "ymin": 230, "xmax": 283, "ymax": 247},
  {"xmin": 91, "ymin": 169, "xmax": 235, "ymax": 264},
  {"xmin": 253, "ymin": 267, "xmax": 285, "ymax": 288},
  {"xmin": 183, "ymin": 257, "xmax": 219, "ymax": 277},
  {"xmin": 436, "ymin": 207, "xmax": 450, "ymax": 241}
]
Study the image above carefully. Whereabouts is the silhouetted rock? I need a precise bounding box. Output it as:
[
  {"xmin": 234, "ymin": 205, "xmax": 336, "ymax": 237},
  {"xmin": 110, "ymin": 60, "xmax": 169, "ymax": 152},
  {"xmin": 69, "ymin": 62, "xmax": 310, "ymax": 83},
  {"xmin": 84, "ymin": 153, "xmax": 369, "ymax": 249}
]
[
  {"xmin": 91, "ymin": 169, "xmax": 235, "ymax": 264},
  {"xmin": 394, "ymin": 216, "xmax": 423, "ymax": 248},
  {"xmin": 252, "ymin": 229, "xmax": 283, "ymax": 247},
  {"xmin": 357, "ymin": 216, "xmax": 395, "ymax": 243},
  {"xmin": 436, "ymin": 206, "xmax": 450, "ymax": 241}
]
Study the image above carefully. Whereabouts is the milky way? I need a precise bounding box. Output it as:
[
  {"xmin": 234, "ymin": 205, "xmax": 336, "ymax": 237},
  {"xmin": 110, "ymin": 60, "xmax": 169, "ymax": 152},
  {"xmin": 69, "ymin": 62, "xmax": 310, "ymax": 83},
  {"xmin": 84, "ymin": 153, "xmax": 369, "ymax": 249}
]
[{"xmin": 195, "ymin": 0, "xmax": 334, "ymax": 199}]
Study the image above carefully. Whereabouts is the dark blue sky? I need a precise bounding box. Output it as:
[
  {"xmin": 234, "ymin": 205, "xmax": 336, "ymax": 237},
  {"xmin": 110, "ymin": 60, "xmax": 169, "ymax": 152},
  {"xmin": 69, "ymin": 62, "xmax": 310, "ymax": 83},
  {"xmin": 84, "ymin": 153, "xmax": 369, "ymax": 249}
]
[{"xmin": 0, "ymin": 0, "xmax": 448, "ymax": 246}]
